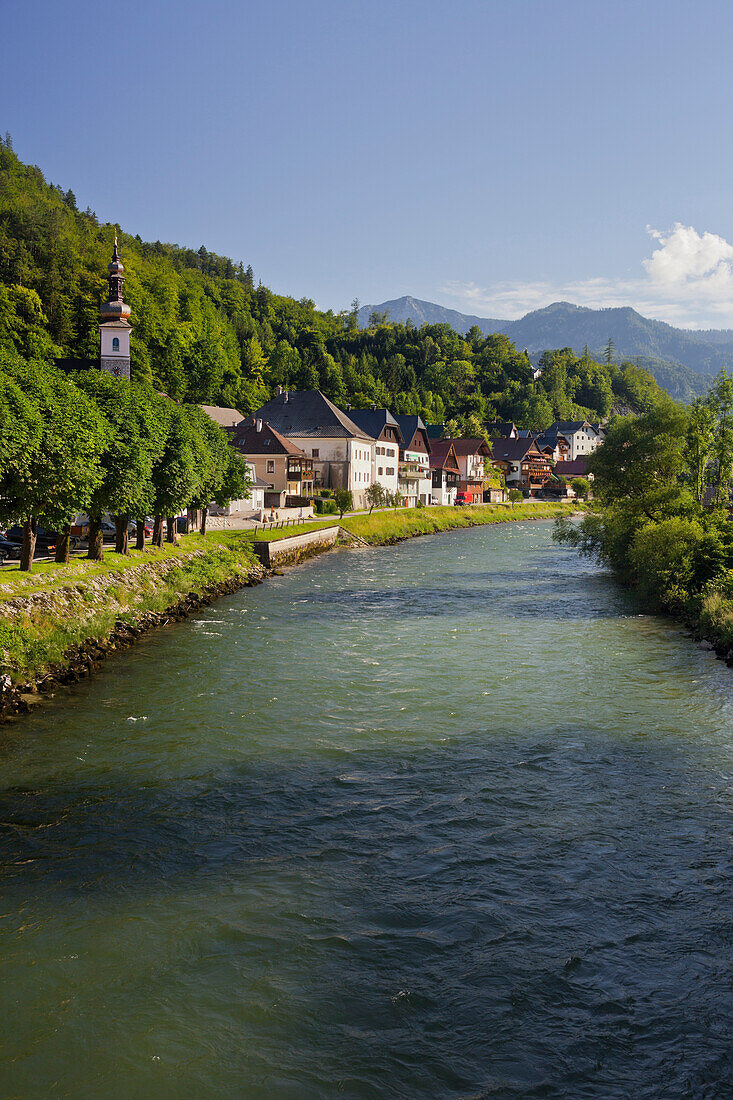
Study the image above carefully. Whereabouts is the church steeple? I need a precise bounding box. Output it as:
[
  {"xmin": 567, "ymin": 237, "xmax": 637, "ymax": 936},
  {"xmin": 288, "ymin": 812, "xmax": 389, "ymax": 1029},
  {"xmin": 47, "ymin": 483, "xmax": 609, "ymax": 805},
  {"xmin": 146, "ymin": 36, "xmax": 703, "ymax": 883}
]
[{"xmin": 99, "ymin": 234, "xmax": 132, "ymax": 379}]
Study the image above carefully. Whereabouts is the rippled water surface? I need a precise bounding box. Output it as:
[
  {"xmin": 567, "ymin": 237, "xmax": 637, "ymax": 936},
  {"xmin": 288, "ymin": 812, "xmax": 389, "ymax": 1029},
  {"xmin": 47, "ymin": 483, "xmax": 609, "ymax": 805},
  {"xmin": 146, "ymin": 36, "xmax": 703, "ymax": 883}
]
[{"xmin": 1, "ymin": 521, "xmax": 732, "ymax": 1098}]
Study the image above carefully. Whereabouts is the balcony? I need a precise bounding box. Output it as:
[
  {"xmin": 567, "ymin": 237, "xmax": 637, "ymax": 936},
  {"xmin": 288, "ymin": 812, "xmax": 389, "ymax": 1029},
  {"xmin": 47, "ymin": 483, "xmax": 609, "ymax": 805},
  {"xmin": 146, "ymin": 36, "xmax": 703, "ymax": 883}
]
[
  {"xmin": 286, "ymin": 460, "xmax": 314, "ymax": 480},
  {"xmin": 399, "ymin": 461, "xmax": 429, "ymax": 481}
]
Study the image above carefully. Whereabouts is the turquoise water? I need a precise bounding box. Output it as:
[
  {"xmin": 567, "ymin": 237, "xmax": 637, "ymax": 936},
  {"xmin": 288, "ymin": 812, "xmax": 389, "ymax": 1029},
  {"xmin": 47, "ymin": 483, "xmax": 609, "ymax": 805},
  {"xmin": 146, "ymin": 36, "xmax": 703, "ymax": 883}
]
[{"xmin": 1, "ymin": 520, "xmax": 732, "ymax": 1097}]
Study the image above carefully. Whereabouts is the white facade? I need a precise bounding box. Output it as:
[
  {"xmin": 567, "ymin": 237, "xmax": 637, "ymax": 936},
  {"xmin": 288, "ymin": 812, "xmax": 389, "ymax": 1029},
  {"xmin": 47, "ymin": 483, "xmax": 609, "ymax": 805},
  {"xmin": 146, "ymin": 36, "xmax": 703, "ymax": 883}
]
[
  {"xmin": 565, "ymin": 425, "xmax": 601, "ymax": 460},
  {"xmin": 398, "ymin": 448, "xmax": 432, "ymax": 506},
  {"xmin": 296, "ymin": 436, "xmax": 376, "ymax": 510},
  {"xmin": 373, "ymin": 441, "xmax": 399, "ymax": 498},
  {"xmin": 211, "ymin": 461, "xmax": 265, "ymax": 517}
]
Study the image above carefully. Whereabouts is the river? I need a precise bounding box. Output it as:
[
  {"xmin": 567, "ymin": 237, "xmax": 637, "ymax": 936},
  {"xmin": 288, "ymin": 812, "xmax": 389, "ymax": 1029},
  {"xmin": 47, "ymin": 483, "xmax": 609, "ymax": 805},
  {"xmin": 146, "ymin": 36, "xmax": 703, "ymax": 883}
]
[{"xmin": 0, "ymin": 520, "xmax": 732, "ymax": 1098}]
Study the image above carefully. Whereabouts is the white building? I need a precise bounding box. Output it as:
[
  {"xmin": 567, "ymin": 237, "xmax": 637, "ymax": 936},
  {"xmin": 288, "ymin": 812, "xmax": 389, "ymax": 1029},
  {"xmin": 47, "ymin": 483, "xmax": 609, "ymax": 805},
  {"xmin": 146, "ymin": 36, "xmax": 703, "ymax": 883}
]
[
  {"xmin": 545, "ymin": 421, "xmax": 603, "ymax": 461},
  {"xmin": 394, "ymin": 415, "xmax": 432, "ymax": 506},
  {"xmin": 249, "ymin": 389, "xmax": 376, "ymax": 510},
  {"xmin": 346, "ymin": 409, "xmax": 403, "ymax": 500}
]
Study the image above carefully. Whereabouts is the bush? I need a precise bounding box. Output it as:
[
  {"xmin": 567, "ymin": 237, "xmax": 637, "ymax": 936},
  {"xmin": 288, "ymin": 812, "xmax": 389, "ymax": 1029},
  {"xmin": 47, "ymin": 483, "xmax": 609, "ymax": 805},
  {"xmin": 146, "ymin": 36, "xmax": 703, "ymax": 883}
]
[
  {"xmin": 314, "ymin": 498, "xmax": 338, "ymax": 515},
  {"xmin": 508, "ymin": 489, "xmax": 524, "ymax": 502},
  {"xmin": 416, "ymin": 499, "xmax": 425, "ymax": 508},
  {"xmin": 629, "ymin": 516, "xmax": 706, "ymax": 608}
]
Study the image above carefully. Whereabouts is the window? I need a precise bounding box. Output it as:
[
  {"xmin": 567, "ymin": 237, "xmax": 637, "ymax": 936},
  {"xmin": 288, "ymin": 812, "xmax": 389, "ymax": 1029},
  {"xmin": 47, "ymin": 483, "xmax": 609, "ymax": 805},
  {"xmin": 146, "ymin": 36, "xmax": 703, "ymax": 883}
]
[
  {"xmin": 112, "ymin": 337, "xmax": 119, "ymax": 351},
  {"xmin": 386, "ymin": 467, "xmax": 394, "ymax": 475},
  {"xmin": 312, "ymin": 449, "xmax": 319, "ymax": 458},
  {"xmin": 266, "ymin": 460, "xmax": 275, "ymax": 473},
  {"xmin": 378, "ymin": 467, "xmax": 383, "ymax": 476}
]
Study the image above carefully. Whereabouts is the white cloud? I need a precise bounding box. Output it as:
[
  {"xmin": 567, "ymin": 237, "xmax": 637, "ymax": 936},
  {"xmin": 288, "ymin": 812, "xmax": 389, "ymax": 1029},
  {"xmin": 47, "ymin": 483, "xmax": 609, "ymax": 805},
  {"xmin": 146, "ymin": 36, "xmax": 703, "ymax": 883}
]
[{"xmin": 440, "ymin": 224, "xmax": 733, "ymax": 328}]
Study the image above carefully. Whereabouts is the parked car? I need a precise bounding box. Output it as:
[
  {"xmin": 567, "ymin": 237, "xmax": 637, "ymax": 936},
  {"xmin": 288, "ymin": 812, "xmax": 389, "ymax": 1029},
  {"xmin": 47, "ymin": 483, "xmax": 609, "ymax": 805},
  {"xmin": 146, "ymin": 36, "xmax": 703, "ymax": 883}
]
[{"xmin": 2, "ymin": 525, "xmax": 68, "ymax": 556}]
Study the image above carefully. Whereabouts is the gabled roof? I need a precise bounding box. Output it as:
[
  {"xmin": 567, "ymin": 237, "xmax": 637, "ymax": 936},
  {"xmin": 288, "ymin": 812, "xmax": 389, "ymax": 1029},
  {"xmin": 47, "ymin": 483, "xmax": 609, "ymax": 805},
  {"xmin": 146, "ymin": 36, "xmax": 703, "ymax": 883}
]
[
  {"xmin": 490, "ymin": 438, "xmax": 548, "ymax": 462},
  {"xmin": 230, "ymin": 419, "xmax": 306, "ymax": 456},
  {"xmin": 554, "ymin": 459, "xmax": 590, "ymax": 477},
  {"xmin": 429, "ymin": 440, "xmax": 461, "ymax": 472},
  {"xmin": 486, "ymin": 421, "xmax": 518, "ymax": 438},
  {"xmin": 547, "ymin": 420, "xmax": 593, "ymax": 434},
  {"xmin": 425, "ymin": 423, "xmax": 445, "ymax": 439},
  {"xmin": 394, "ymin": 414, "xmax": 431, "ymax": 453},
  {"xmin": 346, "ymin": 408, "xmax": 404, "ymax": 445},
  {"xmin": 446, "ymin": 437, "xmax": 492, "ymax": 457},
  {"xmin": 251, "ymin": 389, "xmax": 374, "ymax": 440},
  {"xmin": 200, "ymin": 404, "xmax": 246, "ymax": 428}
]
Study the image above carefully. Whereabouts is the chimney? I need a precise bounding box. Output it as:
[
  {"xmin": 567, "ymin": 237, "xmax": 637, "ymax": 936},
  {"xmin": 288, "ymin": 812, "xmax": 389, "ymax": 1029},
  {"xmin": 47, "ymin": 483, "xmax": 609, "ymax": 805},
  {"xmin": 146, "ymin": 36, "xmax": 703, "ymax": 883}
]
[
  {"xmin": 255, "ymin": 418, "xmax": 263, "ymax": 432},
  {"xmin": 283, "ymin": 391, "xmax": 289, "ymax": 402},
  {"xmin": 276, "ymin": 386, "xmax": 283, "ymax": 396}
]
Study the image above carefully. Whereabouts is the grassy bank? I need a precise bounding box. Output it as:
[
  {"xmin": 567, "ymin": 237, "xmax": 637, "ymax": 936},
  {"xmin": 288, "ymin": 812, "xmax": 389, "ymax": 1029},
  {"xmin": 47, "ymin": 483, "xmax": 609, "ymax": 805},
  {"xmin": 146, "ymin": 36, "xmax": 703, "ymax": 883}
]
[
  {"xmin": 341, "ymin": 502, "xmax": 575, "ymax": 543},
  {"xmin": 0, "ymin": 534, "xmax": 262, "ymax": 686},
  {"xmin": 252, "ymin": 501, "xmax": 576, "ymax": 544}
]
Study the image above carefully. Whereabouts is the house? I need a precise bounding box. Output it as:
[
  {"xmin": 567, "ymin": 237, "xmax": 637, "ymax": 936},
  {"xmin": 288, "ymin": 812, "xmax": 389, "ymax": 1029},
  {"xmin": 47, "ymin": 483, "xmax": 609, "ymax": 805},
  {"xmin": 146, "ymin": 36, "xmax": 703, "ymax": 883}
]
[
  {"xmin": 429, "ymin": 440, "xmax": 461, "ymax": 505},
  {"xmin": 535, "ymin": 430, "xmax": 571, "ymax": 464},
  {"xmin": 200, "ymin": 404, "xmax": 246, "ymax": 429},
  {"xmin": 210, "ymin": 461, "xmax": 271, "ymax": 518},
  {"xmin": 346, "ymin": 408, "xmax": 403, "ymax": 499},
  {"xmin": 553, "ymin": 458, "xmax": 592, "ymax": 482},
  {"xmin": 230, "ymin": 418, "xmax": 314, "ymax": 509},
  {"xmin": 487, "ymin": 420, "xmax": 519, "ymax": 440},
  {"xmin": 448, "ymin": 438, "xmax": 494, "ymax": 503},
  {"xmin": 249, "ymin": 389, "xmax": 375, "ymax": 509},
  {"xmin": 545, "ymin": 421, "xmax": 602, "ymax": 460},
  {"xmin": 490, "ymin": 438, "xmax": 552, "ymax": 495},
  {"xmin": 394, "ymin": 414, "xmax": 432, "ymax": 506}
]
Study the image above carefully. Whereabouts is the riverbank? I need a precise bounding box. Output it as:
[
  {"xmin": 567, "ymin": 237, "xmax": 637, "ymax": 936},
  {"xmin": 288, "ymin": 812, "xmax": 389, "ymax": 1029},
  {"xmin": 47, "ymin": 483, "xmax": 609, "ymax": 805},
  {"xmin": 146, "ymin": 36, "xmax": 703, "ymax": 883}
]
[{"xmin": 0, "ymin": 502, "xmax": 574, "ymax": 718}]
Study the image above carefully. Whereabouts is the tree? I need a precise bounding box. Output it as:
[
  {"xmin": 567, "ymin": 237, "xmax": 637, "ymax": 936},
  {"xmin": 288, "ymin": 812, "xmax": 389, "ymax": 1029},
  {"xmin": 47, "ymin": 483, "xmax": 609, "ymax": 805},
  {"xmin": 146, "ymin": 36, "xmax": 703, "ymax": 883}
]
[
  {"xmin": 75, "ymin": 373, "xmax": 172, "ymax": 558},
  {"xmin": 707, "ymin": 370, "xmax": 733, "ymax": 505},
  {"xmin": 365, "ymin": 482, "xmax": 386, "ymax": 513},
  {"xmin": 150, "ymin": 405, "xmax": 200, "ymax": 546},
  {"xmin": 571, "ymin": 477, "xmax": 591, "ymax": 499},
  {"xmin": 684, "ymin": 397, "xmax": 715, "ymax": 504},
  {"xmin": 604, "ymin": 337, "xmax": 615, "ymax": 365},
  {"xmin": 333, "ymin": 488, "xmax": 353, "ymax": 517},
  {"xmin": 186, "ymin": 407, "xmax": 250, "ymax": 535},
  {"xmin": 0, "ymin": 359, "xmax": 108, "ymax": 570}
]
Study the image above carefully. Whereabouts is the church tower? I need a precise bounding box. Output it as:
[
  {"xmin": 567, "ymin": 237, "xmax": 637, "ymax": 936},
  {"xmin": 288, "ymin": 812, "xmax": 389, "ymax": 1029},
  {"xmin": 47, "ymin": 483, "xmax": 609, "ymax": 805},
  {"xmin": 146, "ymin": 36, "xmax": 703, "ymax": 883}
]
[{"xmin": 99, "ymin": 236, "xmax": 132, "ymax": 379}]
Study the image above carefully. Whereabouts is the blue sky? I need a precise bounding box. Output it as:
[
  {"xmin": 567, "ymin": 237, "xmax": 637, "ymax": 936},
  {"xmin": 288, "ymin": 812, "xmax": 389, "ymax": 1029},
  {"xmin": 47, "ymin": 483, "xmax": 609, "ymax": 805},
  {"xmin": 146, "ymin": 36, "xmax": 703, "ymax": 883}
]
[{"xmin": 4, "ymin": 0, "xmax": 733, "ymax": 326}]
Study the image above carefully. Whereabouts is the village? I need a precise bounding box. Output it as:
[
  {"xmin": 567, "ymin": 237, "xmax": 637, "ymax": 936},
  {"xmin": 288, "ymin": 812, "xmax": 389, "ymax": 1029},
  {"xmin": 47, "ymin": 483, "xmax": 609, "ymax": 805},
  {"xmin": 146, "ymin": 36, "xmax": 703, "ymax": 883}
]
[{"xmin": 201, "ymin": 388, "xmax": 603, "ymax": 526}]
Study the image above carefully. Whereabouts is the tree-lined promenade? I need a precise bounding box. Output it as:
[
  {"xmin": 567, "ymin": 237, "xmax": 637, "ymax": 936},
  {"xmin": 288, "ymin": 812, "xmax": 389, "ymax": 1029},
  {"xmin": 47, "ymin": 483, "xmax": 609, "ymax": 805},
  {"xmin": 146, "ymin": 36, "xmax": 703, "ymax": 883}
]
[{"xmin": 0, "ymin": 356, "xmax": 250, "ymax": 571}]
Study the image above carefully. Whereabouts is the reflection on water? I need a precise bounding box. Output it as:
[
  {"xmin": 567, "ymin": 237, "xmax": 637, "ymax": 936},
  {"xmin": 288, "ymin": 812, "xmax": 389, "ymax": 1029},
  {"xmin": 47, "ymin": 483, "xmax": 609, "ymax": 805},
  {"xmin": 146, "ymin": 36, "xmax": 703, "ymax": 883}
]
[{"xmin": 1, "ymin": 521, "xmax": 732, "ymax": 1098}]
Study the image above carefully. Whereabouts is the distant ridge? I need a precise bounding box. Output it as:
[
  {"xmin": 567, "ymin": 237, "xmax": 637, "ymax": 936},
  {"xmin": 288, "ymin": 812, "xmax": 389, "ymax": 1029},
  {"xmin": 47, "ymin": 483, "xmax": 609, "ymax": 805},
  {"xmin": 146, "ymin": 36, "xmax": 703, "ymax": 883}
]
[{"xmin": 358, "ymin": 295, "xmax": 733, "ymax": 401}]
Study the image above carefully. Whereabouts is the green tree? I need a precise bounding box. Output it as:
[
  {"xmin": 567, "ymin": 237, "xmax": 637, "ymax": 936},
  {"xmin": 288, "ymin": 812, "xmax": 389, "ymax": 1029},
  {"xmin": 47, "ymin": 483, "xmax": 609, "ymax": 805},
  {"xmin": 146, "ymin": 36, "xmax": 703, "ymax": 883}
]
[
  {"xmin": 684, "ymin": 397, "xmax": 715, "ymax": 504},
  {"xmin": 150, "ymin": 405, "xmax": 200, "ymax": 546},
  {"xmin": 333, "ymin": 487, "xmax": 353, "ymax": 517},
  {"xmin": 707, "ymin": 370, "xmax": 733, "ymax": 505},
  {"xmin": 1, "ymin": 359, "xmax": 108, "ymax": 570},
  {"xmin": 365, "ymin": 482, "xmax": 386, "ymax": 513}
]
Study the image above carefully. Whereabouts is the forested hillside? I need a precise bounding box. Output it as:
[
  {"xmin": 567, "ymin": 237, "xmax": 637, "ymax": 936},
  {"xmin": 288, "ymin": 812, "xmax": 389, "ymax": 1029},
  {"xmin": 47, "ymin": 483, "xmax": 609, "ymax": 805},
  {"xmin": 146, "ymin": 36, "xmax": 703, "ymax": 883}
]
[{"xmin": 0, "ymin": 137, "xmax": 665, "ymax": 427}]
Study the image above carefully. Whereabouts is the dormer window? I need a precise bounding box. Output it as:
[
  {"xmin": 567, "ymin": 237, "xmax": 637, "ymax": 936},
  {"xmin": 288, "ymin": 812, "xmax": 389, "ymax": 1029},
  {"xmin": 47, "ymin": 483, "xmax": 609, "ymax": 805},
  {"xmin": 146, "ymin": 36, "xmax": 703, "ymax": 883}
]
[{"xmin": 112, "ymin": 337, "xmax": 120, "ymax": 351}]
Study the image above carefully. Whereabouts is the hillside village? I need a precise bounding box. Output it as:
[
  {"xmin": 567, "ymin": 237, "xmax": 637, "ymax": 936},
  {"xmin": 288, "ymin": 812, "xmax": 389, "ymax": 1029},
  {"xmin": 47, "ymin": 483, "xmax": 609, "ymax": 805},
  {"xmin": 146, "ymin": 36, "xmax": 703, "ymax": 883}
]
[{"xmin": 205, "ymin": 386, "xmax": 603, "ymax": 524}]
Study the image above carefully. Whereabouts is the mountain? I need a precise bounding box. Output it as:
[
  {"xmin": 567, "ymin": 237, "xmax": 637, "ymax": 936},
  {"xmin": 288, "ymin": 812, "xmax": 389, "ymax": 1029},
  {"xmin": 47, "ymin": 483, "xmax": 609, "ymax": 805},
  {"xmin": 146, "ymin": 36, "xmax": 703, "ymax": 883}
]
[
  {"xmin": 357, "ymin": 295, "xmax": 506, "ymax": 334},
  {"xmin": 359, "ymin": 296, "xmax": 733, "ymax": 400}
]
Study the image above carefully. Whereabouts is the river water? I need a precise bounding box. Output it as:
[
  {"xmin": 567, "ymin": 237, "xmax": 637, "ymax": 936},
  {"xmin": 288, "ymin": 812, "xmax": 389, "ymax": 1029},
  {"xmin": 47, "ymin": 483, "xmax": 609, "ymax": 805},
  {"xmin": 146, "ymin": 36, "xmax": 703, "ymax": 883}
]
[{"xmin": 1, "ymin": 520, "xmax": 732, "ymax": 1098}]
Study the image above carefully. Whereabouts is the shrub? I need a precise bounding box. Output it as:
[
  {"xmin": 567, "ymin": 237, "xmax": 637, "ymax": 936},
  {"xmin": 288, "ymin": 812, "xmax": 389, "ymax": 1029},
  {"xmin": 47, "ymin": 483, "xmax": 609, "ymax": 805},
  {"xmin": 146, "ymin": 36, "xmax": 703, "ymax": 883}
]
[
  {"xmin": 508, "ymin": 489, "xmax": 524, "ymax": 502},
  {"xmin": 314, "ymin": 498, "xmax": 338, "ymax": 515},
  {"xmin": 629, "ymin": 516, "xmax": 706, "ymax": 608},
  {"xmin": 416, "ymin": 499, "xmax": 425, "ymax": 508}
]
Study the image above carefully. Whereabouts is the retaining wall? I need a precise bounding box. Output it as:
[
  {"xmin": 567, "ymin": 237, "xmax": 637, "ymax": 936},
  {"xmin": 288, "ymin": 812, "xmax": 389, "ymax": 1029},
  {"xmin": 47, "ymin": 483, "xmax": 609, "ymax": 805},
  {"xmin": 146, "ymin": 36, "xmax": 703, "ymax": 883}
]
[{"xmin": 251, "ymin": 525, "xmax": 340, "ymax": 566}]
